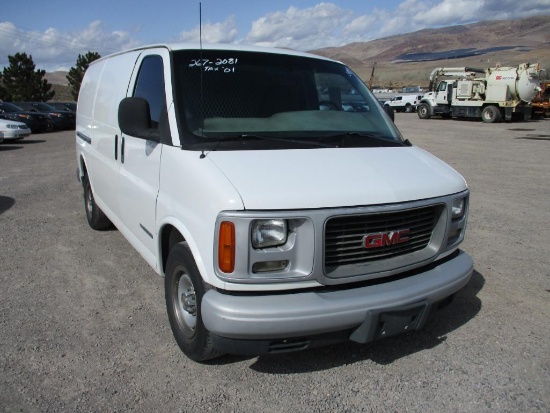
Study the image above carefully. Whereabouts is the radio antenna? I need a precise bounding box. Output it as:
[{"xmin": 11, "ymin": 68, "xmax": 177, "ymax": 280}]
[{"xmin": 199, "ymin": 2, "xmax": 206, "ymax": 159}]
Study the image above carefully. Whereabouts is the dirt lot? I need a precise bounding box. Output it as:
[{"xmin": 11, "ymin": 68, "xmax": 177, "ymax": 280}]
[{"xmin": 1, "ymin": 116, "xmax": 549, "ymax": 412}]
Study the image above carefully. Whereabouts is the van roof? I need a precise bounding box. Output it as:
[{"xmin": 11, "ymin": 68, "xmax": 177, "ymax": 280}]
[{"xmin": 91, "ymin": 43, "xmax": 337, "ymax": 66}]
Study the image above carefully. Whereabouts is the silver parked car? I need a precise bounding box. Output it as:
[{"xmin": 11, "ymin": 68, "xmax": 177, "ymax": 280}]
[{"xmin": 0, "ymin": 118, "xmax": 32, "ymax": 142}]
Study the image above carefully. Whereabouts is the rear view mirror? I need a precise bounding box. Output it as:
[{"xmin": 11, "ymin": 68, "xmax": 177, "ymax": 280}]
[{"xmin": 118, "ymin": 97, "xmax": 160, "ymax": 142}]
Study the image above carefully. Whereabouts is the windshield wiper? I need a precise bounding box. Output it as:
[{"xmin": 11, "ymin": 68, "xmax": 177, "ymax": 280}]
[
  {"xmin": 207, "ymin": 134, "xmax": 333, "ymax": 148},
  {"xmin": 318, "ymin": 132, "xmax": 410, "ymax": 147}
]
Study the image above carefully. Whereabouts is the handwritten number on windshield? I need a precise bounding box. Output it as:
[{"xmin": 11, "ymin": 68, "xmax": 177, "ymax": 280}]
[{"xmin": 189, "ymin": 58, "xmax": 238, "ymax": 73}]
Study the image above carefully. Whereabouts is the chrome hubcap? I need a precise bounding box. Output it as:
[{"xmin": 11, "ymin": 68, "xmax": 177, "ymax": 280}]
[{"xmin": 174, "ymin": 271, "xmax": 197, "ymax": 336}]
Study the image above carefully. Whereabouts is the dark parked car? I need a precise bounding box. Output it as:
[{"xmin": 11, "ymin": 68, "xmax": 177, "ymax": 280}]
[
  {"xmin": 0, "ymin": 102, "xmax": 50, "ymax": 133},
  {"xmin": 15, "ymin": 102, "xmax": 76, "ymax": 130},
  {"xmin": 50, "ymin": 102, "xmax": 77, "ymax": 113}
]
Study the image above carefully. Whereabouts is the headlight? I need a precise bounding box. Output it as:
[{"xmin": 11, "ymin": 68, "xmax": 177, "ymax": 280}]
[
  {"xmin": 452, "ymin": 197, "xmax": 465, "ymax": 219},
  {"xmin": 6, "ymin": 124, "xmax": 18, "ymax": 129},
  {"xmin": 251, "ymin": 219, "xmax": 287, "ymax": 249}
]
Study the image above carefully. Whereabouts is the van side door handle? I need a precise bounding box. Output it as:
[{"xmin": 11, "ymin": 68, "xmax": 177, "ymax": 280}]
[
  {"xmin": 121, "ymin": 136, "xmax": 125, "ymax": 164},
  {"xmin": 114, "ymin": 134, "xmax": 118, "ymax": 160}
]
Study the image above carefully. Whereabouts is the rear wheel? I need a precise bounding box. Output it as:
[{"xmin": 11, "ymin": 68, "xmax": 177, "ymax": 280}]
[
  {"xmin": 405, "ymin": 104, "xmax": 413, "ymax": 113},
  {"xmin": 481, "ymin": 105, "xmax": 501, "ymax": 123},
  {"xmin": 417, "ymin": 103, "xmax": 431, "ymax": 119},
  {"xmin": 82, "ymin": 175, "xmax": 111, "ymax": 230},
  {"xmin": 165, "ymin": 242, "xmax": 222, "ymax": 362}
]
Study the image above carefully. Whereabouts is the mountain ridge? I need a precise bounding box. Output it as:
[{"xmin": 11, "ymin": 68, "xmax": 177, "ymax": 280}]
[{"xmin": 310, "ymin": 15, "xmax": 550, "ymax": 87}]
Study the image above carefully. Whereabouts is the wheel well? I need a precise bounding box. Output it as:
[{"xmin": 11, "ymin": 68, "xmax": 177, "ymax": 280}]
[
  {"xmin": 79, "ymin": 156, "xmax": 87, "ymax": 173},
  {"xmin": 481, "ymin": 104, "xmax": 503, "ymax": 115},
  {"xmin": 79, "ymin": 157, "xmax": 87, "ymax": 185},
  {"xmin": 160, "ymin": 225, "xmax": 185, "ymax": 275}
]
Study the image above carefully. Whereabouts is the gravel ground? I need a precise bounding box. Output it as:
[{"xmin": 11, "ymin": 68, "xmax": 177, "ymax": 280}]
[{"xmin": 1, "ymin": 116, "xmax": 549, "ymax": 412}]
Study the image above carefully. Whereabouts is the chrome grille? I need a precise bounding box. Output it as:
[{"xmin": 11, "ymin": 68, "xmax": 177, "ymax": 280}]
[{"xmin": 324, "ymin": 205, "xmax": 440, "ymax": 272}]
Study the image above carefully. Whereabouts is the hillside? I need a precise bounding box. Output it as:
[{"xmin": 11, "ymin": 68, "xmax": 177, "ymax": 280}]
[
  {"xmin": 43, "ymin": 71, "xmax": 72, "ymax": 102},
  {"xmin": 310, "ymin": 16, "xmax": 550, "ymax": 88}
]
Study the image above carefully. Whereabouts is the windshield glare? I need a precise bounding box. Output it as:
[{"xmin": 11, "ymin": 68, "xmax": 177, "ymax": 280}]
[{"xmin": 173, "ymin": 50, "xmax": 402, "ymax": 148}]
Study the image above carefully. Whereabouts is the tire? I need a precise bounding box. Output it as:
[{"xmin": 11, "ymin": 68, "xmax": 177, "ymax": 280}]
[
  {"xmin": 417, "ymin": 103, "xmax": 431, "ymax": 119},
  {"xmin": 46, "ymin": 119, "xmax": 55, "ymax": 133},
  {"xmin": 82, "ymin": 175, "xmax": 111, "ymax": 230},
  {"xmin": 481, "ymin": 105, "xmax": 501, "ymax": 123},
  {"xmin": 165, "ymin": 242, "xmax": 222, "ymax": 362},
  {"xmin": 405, "ymin": 104, "xmax": 413, "ymax": 113}
]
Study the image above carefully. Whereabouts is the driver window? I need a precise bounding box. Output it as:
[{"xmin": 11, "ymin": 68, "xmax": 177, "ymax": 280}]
[{"xmin": 133, "ymin": 55, "xmax": 166, "ymax": 129}]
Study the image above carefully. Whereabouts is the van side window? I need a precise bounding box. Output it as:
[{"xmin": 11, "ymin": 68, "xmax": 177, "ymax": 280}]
[{"xmin": 133, "ymin": 55, "xmax": 166, "ymax": 129}]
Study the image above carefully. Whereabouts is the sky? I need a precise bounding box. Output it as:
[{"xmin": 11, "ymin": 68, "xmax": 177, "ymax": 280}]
[{"xmin": 1, "ymin": 0, "xmax": 550, "ymax": 72}]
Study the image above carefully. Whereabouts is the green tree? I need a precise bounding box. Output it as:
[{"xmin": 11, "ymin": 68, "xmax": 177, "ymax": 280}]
[
  {"xmin": 0, "ymin": 71, "xmax": 5, "ymax": 100},
  {"xmin": 67, "ymin": 52, "xmax": 101, "ymax": 100},
  {"xmin": 2, "ymin": 52, "xmax": 54, "ymax": 101}
]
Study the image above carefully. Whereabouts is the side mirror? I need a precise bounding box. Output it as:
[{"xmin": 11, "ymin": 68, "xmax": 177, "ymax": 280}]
[{"xmin": 118, "ymin": 97, "xmax": 160, "ymax": 142}]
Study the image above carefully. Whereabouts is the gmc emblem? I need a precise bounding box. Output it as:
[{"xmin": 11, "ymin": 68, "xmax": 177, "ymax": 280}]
[{"xmin": 363, "ymin": 229, "xmax": 410, "ymax": 249}]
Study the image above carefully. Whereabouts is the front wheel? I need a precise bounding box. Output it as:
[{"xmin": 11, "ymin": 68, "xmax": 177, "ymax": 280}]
[
  {"xmin": 417, "ymin": 103, "xmax": 431, "ymax": 119},
  {"xmin": 165, "ymin": 242, "xmax": 222, "ymax": 362}
]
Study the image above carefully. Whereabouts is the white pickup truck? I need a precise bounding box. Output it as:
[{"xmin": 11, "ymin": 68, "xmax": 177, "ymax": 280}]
[{"xmin": 76, "ymin": 44, "xmax": 473, "ymax": 361}]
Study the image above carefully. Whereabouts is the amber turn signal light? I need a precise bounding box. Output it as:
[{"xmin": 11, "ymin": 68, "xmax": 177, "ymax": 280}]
[{"xmin": 218, "ymin": 221, "xmax": 235, "ymax": 273}]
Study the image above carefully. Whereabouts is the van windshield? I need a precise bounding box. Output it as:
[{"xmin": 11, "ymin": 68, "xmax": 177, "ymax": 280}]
[{"xmin": 172, "ymin": 49, "xmax": 404, "ymax": 150}]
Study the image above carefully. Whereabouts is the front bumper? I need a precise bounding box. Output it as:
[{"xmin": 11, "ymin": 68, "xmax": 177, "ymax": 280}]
[
  {"xmin": 1, "ymin": 130, "xmax": 31, "ymax": 140},
  {"xmin": 202, "ymin": 250, "xmax": 473, "ymax": 354}
]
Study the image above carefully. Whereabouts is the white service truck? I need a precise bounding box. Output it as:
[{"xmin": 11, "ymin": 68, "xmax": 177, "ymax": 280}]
[
  {"xmin": 417, "ymin": 63, "xmax": 541, "ymax": 122},
  {"xmin": 76, "ymin": 44, "xmax": 473, "ymax": 361}
]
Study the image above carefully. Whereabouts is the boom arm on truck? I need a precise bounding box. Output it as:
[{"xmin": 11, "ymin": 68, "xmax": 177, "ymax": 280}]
[{"xmin": 428, "ymin": 67, "xmax": 486, "ymax": 92}]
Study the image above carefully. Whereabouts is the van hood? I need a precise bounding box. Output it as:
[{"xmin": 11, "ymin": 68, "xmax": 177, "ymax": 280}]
[{"xmin": 207, "ymin": 147, "xmax": 467, "ymax": 210}]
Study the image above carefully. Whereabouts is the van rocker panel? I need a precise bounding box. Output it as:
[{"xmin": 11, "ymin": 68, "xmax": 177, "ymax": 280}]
[{"xmin": 201, "ymin": 250, "xmax": 473, "ymax": 340}]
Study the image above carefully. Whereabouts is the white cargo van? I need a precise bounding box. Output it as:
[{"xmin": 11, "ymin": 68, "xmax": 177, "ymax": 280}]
[
  {"xmin": 76, "ymin": 44, "xmax": 473, "ymax": 361},
  {"xmin": 384, "ymin": 95, "xmax": 423, "ymax": 112}
]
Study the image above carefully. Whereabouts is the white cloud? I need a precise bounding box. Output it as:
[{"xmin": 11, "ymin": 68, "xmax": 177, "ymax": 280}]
[
  {"xmin": 245, "ymin": 3, "xmax": 353, "ymax": 50},
  {"xmin": 177, "ymin": 16, "xmax": 239, "ymax": 43},
  {"xmin": 413, "ymin": 0, "xmax": 489, "ymax": 26},
  {"xmin": 0, "ymin": 20, "xmax": 139, "ymax": 71},
  {"xmin": 343, "ymin": 15, "xmax": 378, "ymax": 38}
]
